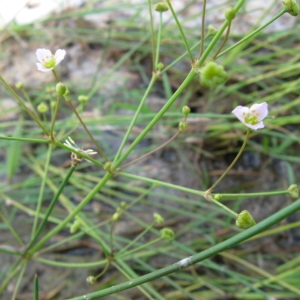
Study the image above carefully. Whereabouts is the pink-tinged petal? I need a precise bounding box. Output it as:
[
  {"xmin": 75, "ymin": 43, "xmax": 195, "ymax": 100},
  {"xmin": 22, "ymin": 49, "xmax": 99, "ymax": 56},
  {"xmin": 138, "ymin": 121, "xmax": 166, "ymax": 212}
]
[
  {"xmin": 250, "ymin": 102, "xmax": 268, "ymax": 121},
  {"xmin": 36, "ymin": 62, "xmax": 53, "ymax": 72},
  {"xmin": 54, "ymin": 49, "xmax": 66, "ymax": 65},
  {"xmin": 36, "ymin": 48, "xmax": 52, "ymax": 63},
  {"xmin": 247, "ymin": 121, "xmax": 265, "ymax": 130},
  {"xmin": 232, "ymin": 106, "xmax": 249, "ymax": 124}
]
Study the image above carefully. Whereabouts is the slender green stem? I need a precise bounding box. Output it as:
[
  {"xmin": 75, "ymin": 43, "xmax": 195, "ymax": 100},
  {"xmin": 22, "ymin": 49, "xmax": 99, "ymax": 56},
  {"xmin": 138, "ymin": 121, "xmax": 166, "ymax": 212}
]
[
  {"xmin": 212, "ymin": 21, "xmax": 232, "ymax": 60},
  {"xmin": 34, "ymin": 274, "xmax": 39, "ymax": 300},
  {"xmin": 121, "ymin": 130, "xmax": 180, "ymax": 169},
  {"xmin": 0, "ymin": 210, "xmax": 24, "ymax": 246},
  {"xmin": 28, "ymin": 172, "xmax": 113, "ymax": 254},
  {"xmin": 217, "ymin": 189, "xmax": 291, "ymax": 199},
  {"xmin": 66, "ymin": 100, "xmax": 108, "ymax": 161},
  {"xmin": 113, "ymin": 69, "xmax": 196, "ymax": 168},
  {"xmin": 20, "ymin": 86, "xmax": 39, "ymax": 118},
  {"xmin": 50, "ymin": 95, "xmax": 61, "ymax": 140},
  {"xmin": 117, "ymin": 221, "xmax": 156, "ymax": 256},
  {"xmin": 52, "ymin": 69, "xmax": 60, "ymax": 82},
  {"xmin": 154, "ymin": 12, "xmax": 163, "ymax": 69},
  {"xmin": 199, "ymin": 0, "xmax": 206, "ymax": 58},
  {"xmin": 166, "ymin": 0, "xmax": 193, "ymax": 61},
  {"xmin": 119, "ymin": 171, "xmax": 205, "ymax": 198},
  {"xmin": 114, "ymin": 75, "xmax": 157, "ymax": 162},
  {"xmin": 0, "ymin": 248, "xmax": 23, "ymax": 256},
  {"xmin": 161, "ymin": 41, "xmax": 200, "ymax": 74},
  {"xmin": 195, "ymin": 0, "xmax": 246, "ymax": 67},
  {"xmin": 210, "ymin": 198, "xmax": 238, "ymax": 217},
  {"xmin": 11, "ymin": 261, "xmax": 27, "ymax": 300},
  {"xmin": 68, "ymin": 198, "xmax": 300, "ymax": 300},
  {"xmin": 207, "ymin": 128, "xmax": 250, "ymax": 194},
  {"xmin": 0, "ymin": 77, "xmax": 49, "ymax": 136},
  {"xmin": 0, "ymin": 257, "xmax": 23, "ymax": 293},
  {"xmin": 26, "ymin": 166, "xmax": 76, "ymax": 253},
  {"xmin": 147, "ymin": 0, "xmax": 155, "ymax": 68},
  {"xmin": 216, "ymin": 9, "xmax": 286, "ymax": 59},
  {"xmin": 31, "ymin": 144, "xmax": 54, "ymax": 238},
  {"xmin": 117, "ymin": 236, "xmax": 162, "ymax": 260},
  {"xmin": 0, "ymin": 136, "xmax": 49, "ymax": 144}
]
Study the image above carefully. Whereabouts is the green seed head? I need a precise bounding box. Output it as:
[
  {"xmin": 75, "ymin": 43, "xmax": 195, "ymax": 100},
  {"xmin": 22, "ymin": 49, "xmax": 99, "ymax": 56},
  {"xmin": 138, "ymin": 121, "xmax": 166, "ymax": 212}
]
[
  {"xmin": 155, "ymin": 2, "xmax": 169, "ymax": 12},
  {"xmin": 236, "ymin": 210, "xmax": 256, "ymax": 229}
]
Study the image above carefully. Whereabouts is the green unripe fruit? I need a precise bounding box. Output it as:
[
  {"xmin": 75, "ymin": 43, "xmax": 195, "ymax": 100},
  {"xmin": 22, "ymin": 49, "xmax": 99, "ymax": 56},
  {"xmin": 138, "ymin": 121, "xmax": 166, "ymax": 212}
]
[
  {"xmin": 208, "ymin": 24, "xmax": 218, "ymax": 36},
  {"xmin": 236, "ymin": 210, "xmax": 256, "ymax": 229},
  {"xmin": 182, "ymin": 105, "xmax": 191, "ymax": 116},
  {"xmin": 283, "ymin": 0, "xmax": 299, "ymax": 16},
  {"xmin": 37, "ymin": 102, "xmax": 49, "ymax": 113},
  {"xmin": 161, "ymin": 228, "xmax": 175, "ymax": 242},
  {"xmin": 155, "ymin": 3, "xmax": 169, "ymax": 12},
  {"xmin": 63, "ymin": 88, "xmax": 71, "ymax": 101},
  {"xmin": 288, "ymin": 184, "xmax": 299, "ymax": 198},
  {"xmin": 78, "ymin": 95, "xmax": 89, "ymax": 103},
  {"xmin": 56, "ymin": 82, "xmax": 67, "ymax": 96},
  {"xmin": 15, "ymin": 82, "xmax": 23, "ymax": 90},
  {"xmin": 156, "ymin": 62, "xmax": 164, "ymax": 70},
  {"xmin": 179, "ymin": 121, "xmax": 188, "ymax": 131},
  {"xmin": 154, "ymin": 213, "xmax": 164, "ymax": 224},
  {"xmin": 199, "ymin": 61, "xmax": 228, "ymax": 88},
  {"xmin": 86, "ymin": 276, "xmax": 96, "ymax": 285},
  {"xmin": 213, "ymin": 194, "xmax": 223, "ymax": 201},
  {"xmin": 225, "ymin": 8, "xmax": 236, "ymax": 21}
]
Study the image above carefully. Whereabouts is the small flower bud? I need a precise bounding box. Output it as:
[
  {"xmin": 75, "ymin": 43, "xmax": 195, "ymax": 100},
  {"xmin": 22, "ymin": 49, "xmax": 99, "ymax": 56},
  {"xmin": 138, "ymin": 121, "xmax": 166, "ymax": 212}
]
[
  {"xmin": 86, "ymin": 276, "xmax": 96, "ymax": 285},
  {"xmin": 15, "ymin": 82, "xmax": 23, "ymax": 90},
  {"xmin": 37, "ymin": 102, "xmax": 49, "ymax": 113},
  {"xmin": 179, "ymin": 121, "xmax": 188, "ymax": 131},
  {"xmin": 283, "ymin": 0, "xmax": 299, "ymax": 16},
  {"xmin": 225, "ymin": 8, "xmax": 236, "ymax": 21},
  {"xmin": 70, "ymin": 220, "xmax": 81, "ymax": 234},
  {"xmin": 213, "ymin": 194, "xmax": 222, "ymax": 201},
  {"xmin": 155, "ymin": 2, "xmax": 169, "ymax": 12},
  {"xmin": 78, "ymin": 95, "xmax": 89, "ymax": 103},
  {"xmin": 104, "ymin": 161, "xmax": 113, "ymax": 173},
  {"xmin": 154, "ymin": 213, "xmax": 164, "ymax": 224},
  {"xmin": 120, "ymin": 201, "xmax": 127, "ymax": 208},
  {"xmin": 288, "ymin": 184, "xmax": 299, "ymax": 198},
  {"xmin": 236, "ymin": 210, "xmax": 256, "ymax": 229},
  {"xmin": 112, "ymin": 212, "xmax": 120, "ymax": 221},
  {"xmin": 208, "ymin": 24, "xmax": 218, "ymax": 36},
  {"xmin": 199, "ymin": 61, "xmax": 228, "ymax": 88},
  {"xmin": 182, "ymin": 105, "xmax": 191, "ymax": 116},
  {"xmin": 156, "ymin": 62, "xmax": 164, "ymax": 70},
  {"xmin": 56, "ymin": 82, "xmax": 67, "ymax": 96},
  {"xmin": 63, "ymin": 88, "xmax": 71, "ymax": 101},
  {"xmin": 160, "ymin": 228, "xmax": 175, "ymax": 242},
  {"xmin": 116, "ymin": 207, "xmax": 122, "ymax": 213}
]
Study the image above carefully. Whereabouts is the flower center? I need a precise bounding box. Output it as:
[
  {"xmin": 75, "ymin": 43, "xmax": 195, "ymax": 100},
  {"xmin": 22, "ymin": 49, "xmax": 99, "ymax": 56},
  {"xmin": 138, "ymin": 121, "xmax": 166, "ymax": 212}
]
[
  {"xmin": 244, "ymin": 111, "xmax": 260, "ymax": 125},
  {"xmin": 42, "ymin": 55, "xmax": 56, "ymax": 68}
]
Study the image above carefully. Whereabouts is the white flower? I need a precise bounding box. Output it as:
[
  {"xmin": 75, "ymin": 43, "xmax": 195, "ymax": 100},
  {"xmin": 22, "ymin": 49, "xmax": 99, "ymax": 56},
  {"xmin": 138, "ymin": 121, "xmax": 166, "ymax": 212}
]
[
  {"xmin": 36, "ymin": 48, "xmax": 66, "ymax": 72},
  {"xmin": 232, "ymin": 102, "xmax": 268, "ymax": 130}
]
